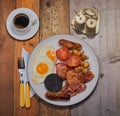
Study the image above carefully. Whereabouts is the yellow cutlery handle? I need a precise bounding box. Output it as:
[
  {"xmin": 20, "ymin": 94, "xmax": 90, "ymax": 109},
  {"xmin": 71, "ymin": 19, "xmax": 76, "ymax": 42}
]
[
  {"xmin": 20, "ymin": 81, "xmax": 24, "ymax": 108},
  {"xmin": 25, "ymin": 82, "xmax": 30, "ymax": 108}
]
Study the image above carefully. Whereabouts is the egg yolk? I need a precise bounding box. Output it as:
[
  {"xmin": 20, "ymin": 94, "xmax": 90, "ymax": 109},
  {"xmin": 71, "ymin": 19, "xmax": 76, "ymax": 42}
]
[
  {"xmin": 37, "ymin": 63, "xmax": 48, "ymax": 75},
  {"xmin": 47, "ymin": 50, "xmax": 56, "ymax": 62}
]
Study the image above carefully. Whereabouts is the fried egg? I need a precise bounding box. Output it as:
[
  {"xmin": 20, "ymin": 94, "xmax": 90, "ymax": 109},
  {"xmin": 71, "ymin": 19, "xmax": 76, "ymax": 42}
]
[
  {"xmin": 35, "ymin": 46, "xmax": 57, "ymax": 63},
  {"xmin": 32, "ymin": 57, "xmax": 54, "ymax": 84}
]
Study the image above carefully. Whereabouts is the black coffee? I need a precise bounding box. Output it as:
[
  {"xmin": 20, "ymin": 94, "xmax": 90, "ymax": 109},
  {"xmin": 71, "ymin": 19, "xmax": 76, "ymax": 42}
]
[{"xmin": 14, "ymin": 14, "xmax": 29, "ymax": 29}]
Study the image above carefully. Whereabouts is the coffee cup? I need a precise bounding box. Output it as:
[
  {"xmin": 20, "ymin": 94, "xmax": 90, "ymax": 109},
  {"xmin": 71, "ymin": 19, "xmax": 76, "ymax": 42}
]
[{"xmin": 11, "ymin": 13, "xmax": 37, "ymax": 35}]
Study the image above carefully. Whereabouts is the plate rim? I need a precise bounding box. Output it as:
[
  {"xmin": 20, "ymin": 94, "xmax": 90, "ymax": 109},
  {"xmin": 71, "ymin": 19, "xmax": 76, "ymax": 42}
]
[{"xmin": 27, "ymin": 34, "xmax": 99, "ymax": 106}]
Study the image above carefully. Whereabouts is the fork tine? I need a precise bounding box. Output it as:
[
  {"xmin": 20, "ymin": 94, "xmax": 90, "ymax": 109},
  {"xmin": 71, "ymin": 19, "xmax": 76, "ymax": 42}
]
[{"xmin": 18, "ymin": 57, "xmax": 25, "ymax": 69}]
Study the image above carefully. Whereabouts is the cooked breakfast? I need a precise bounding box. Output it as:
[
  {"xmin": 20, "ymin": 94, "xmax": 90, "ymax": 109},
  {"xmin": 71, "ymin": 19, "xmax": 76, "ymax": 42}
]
[
  {"xmin": 59, "ymin": 39, "xmax": 82, "ymax": 50},
  {"xmin": 56, "ymin": 47, "xmax": 70, "ymax": 61},
  {"xmin": 32, "ymin": 46, "xmax": 56, "ymax": 84},
  {"xmin": 45, "ymin": 91, "xmax": 70, "ymax": 100},
  {"xmin": 44, "ymin": 73, "xmax": 63, "ymax": 92},
  {"xmin": 32, "ymin": 57, "xmax": 54, "ymax": 84},
  {"xmin": 54, "ymin": 39, "xmax": 94, "ymax": 98},
  {"xmin": 32, "ymin": 39, "xmax": 94, "ymax": 101}
]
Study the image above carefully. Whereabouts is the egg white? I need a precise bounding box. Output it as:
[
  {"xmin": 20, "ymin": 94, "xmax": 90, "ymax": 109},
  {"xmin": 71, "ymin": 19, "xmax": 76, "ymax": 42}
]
[
  {"xmin": 32, "ymin": 57, "xmax": 54, "ymax": 84},
  {"xmin": 35, "ymin": 46, "xmax": 56, "ymax": 63}
]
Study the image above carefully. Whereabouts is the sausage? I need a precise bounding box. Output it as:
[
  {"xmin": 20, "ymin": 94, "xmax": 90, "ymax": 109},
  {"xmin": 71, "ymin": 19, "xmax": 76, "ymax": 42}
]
[
  {"xmin": 45, "ymin": 92, "xmax": 70, "ymax": 100},
  {"xmin": 59, "ymin": 39, "xmax": 82, "ymax": 50}
]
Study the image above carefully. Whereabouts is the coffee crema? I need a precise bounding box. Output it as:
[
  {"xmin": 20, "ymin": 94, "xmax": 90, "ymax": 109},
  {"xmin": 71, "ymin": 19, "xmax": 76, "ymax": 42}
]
[{"xmin": 14, "ymin": 13, "xmax": 29, "ymax": 29}]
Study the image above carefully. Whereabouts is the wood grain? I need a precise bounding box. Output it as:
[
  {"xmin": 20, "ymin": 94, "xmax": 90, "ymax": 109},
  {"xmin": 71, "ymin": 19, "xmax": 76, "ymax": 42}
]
[
  {"xmin": 1, "ymin": 0, "xmax": 120, "ymax": 116},
  {"xmin": 14, "ymin": 0, "xmax": 39, "ymax": 116},
  {"xmin": 39, "ymin": 0, "xmax": 71, "ymax": 116},
  {"xmin": 0, "ymin": 0, "xmax": 15, "ymax": 116},
  {"xmin": 70, "ymin": 0, "xmax": 120, "ymax": 116},
  {"xmin": 39, "ymin": 0, "xmax": 70, "ymax": 39}
]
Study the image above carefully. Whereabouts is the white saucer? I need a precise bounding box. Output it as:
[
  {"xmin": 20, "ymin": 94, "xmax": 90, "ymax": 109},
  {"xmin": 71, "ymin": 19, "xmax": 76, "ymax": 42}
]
[{"xmin": 6, "ymin": 8, "xmax": 39, "ymax": 40}]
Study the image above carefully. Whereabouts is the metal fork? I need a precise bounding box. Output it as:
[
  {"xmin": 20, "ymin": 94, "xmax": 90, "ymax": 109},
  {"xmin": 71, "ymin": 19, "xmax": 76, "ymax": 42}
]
[
  {"xmin": 18, "ymin": 57, "xmax": 25, "ymax": 108},
  {"xmin": 18, "ymin": 57, "xmax": 31, "ymax": 108}
]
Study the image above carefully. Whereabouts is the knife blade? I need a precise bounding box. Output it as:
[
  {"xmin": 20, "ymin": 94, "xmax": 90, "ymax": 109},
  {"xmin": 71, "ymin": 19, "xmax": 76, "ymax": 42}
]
[{"xmin": 22, "ymin": 48, "xmax": 35, "ymax": 97}]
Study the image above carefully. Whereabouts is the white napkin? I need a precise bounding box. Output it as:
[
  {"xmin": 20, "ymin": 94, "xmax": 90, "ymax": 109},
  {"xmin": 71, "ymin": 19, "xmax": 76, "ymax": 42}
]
[{"xmin": 22, "ymin": 48, "xmax": 35, "ymax": 97}]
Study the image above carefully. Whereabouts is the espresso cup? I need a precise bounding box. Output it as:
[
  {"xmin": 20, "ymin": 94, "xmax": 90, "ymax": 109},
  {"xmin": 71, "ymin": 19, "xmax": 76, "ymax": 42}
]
[{"xmin": 11, "ymin": 13, "xmax": 36, "ymax": 35}]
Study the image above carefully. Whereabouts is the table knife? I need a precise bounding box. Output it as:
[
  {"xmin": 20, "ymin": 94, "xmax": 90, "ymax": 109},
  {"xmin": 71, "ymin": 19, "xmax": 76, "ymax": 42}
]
[{"xmin": 22, "ymin": 48, "xmax": 31, "ymax": 108}]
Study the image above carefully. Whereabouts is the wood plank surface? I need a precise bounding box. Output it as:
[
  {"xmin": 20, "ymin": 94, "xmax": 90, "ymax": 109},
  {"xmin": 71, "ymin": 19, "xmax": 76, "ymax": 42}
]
[
  {"xmin": 14, "ymin": 0, "xmax": 70, "ymax": 116},
  {"xmin": 14, "ymin": 0, "xmax": 39, "ymax": 116},
  {"xmin": 38, "ymin": 0, "xmax": 71, "ymax": 116},
  {"xmin": 0, "ymin": 0, "xmax": 15, "ymax": 116},
  {"xmin": 1, "ymin": 0, "xmax": 120, "ymax": 116},
  {"xmin": 70, "ymin": 0, "xmax": 120, "ymax": 116}
]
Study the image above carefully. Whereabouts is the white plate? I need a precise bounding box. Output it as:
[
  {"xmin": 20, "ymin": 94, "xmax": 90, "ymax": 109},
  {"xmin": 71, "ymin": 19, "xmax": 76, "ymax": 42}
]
[
  {"xmin": 27, "ymin": 34, "xmax": 99, "ymax": 106},
  {"xmin": 6, "ymin": 8, "xmax": 39, "ymax": 40}
]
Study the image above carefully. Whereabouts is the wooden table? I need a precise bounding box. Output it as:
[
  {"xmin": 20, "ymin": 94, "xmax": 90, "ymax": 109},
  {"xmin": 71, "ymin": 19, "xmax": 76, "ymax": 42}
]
[{"xmin": 0, "ymin": 0, "xmax": 120, "ymax": 116}]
